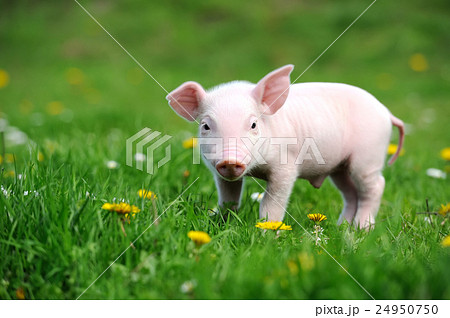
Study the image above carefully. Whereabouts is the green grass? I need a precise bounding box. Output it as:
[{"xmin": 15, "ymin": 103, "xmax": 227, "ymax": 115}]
[{"xmin": 0, "ymin": 0, "xmax": 449, "ymax": 299}]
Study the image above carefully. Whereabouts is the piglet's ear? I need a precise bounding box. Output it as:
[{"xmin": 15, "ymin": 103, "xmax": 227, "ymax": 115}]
[
  {"xmin": 166, "ymin": 81, "xmax": 206, "ymax": 121},
  {"xmin": 252, "ymin": 64, "xmax": 294, "ymax": 115}
]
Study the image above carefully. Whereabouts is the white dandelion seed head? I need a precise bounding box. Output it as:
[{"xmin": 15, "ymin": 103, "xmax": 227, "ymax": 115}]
[
  {"xmin": 134, "ymin": 153, "xmax": 146, "ymax": 162},
  {"xmin": 180, "ymin": 280, "xmax": 197, "ymax": 294},
  {"xmin": 106, "ymin": 160, "xmax": 119, "ymax": 169},
  {"xmin": 5, "ymin": 127, "xmax": 28, "ymax": 146},
  {"xmin": 426, "ymin": 168, "xmax": 446, "ymax": 179}
]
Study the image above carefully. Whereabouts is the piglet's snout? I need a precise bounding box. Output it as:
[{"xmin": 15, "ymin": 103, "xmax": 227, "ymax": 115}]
[{"xmin": 216, "ymin": 160, "xmax": 246, "ymax": 179}]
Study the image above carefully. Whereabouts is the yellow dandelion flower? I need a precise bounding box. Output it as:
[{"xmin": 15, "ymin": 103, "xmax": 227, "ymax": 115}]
[
  {"xmin": 387, "ymin": 144, "xmax": 405, "ymax": 156},
  {"xmin": 183, "ymin": 170, "xmax": 190, "ymax": 178},
  {"xmin": 102, "ymin": 203, "xmax": 114, "ymax": 210},
  {"xmin": 46, "ymin": 101, "xmax": 64, "ymax": 115},
  {"xmin": 65, "ymin": 67, "xmax": 85, "ymax": 86},
  {"xmin": 439, "ymin": 203, "xmax": 450, "ymax": 217},
  {"xmin": 440, "ymin": 148, "xmax": 450, "ymax": 161},
  {"xmin": 5, "ymin": 170, "xmax": 15, "ymax": 177},
  {"xmin": 37, "ymin": 151, "xmax": 44, "ymax": 162},
  {"xmin": 124, "ymin": 212, "xmax": 138, "ymax": 219},
  {"xmin": 0, "ymin": 69, "xmax": 10, "ymax": 89},
  {"xmin": 182, "ymin": 137, "xmax": 198, "ymax": 149},
  {"xmin": 409, "ymin": 53, "xmax": 428, "ymax": 72},
  {"xmin": 102, "ymin": 202, "xmax": 140, "ymax": 214},
  {"xmin": 287, "ymin": 260, "xmax": 299, "ymax": 275},
  {"xmin": 307, "ymin": 213, "xmax": 327, "ymax": 223},
  {"xmin": 255, "ymin": 221, "xmax": 292, "ymax": 231},
  {"xmin": 16, "ymin": 287, "xmax": 25, "ymax": 300},
  {"xmin": 188, "ymin": 231, "xmax": 211, "ymax": 246},
  {"xmin": 5, "ymin": 153, "xmax": 15, "ymax": 163},
  {"xmin": 298, "ymin": 252, "xmax": 315, "ymax": 271},
  {"xmin": 138, "ymin": 189, "xmax": 157, "ymax": 200},
  {"xmin": 441, "ymin": 235, "xmax": 450, "ymax": 247}
]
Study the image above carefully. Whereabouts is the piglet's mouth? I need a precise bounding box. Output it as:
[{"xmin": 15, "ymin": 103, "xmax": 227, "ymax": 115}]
[{"xmin": 215, "ymin": 160, "xmax": 246, "ymax": 181}]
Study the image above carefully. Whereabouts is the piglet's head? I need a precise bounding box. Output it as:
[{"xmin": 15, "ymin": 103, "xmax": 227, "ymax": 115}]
[{"xmin": 166, "ymin": 65, "xmax": 294, "ymax": 181}]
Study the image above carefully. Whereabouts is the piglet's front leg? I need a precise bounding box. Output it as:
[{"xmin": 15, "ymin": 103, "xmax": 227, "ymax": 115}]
[
  {"xmin": 258, "ymin": 169, "xmax": 297, "ymax": 222},
  {"xmin": 214, "ymin": 175, "xmax": 244, "ymax": 211}
]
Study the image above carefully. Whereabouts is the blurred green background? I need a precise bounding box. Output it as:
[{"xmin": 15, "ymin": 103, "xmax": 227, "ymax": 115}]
[
  {"xmin": 0, "ymin": 0, "xmax": 449, "ymax": 300},
  {"xmin": 1, "ymin": 0, "xmax": 449, "ymax": 141}
]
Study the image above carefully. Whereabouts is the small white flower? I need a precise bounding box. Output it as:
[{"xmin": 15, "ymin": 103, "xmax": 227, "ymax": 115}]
[
  {"xmin": 180, "ymin": 280, "xmax": 197, "ymax": 294},
  {"xmin": 426, "ymin": 168, "xmax": 446, "ymax": 179},
  {"xmin": 134, "ymin": 153, "xmax": 146, "ymax": 162},
  {"xmin": 424, "ymin": 217, "xmax": 431, "ymax": 224},
  {"xmin": 106, "ymin": 160, "xmax": 119, "ymax": 169},
  {"xmin": 17, "ymin": 174, "xmax": 24, "ymax": 180},
  {"xmin": 23, "ymin": 190, "xmax": 39, "ymax": 197},
  {"xmin": 208, "ymin": 207, "xmax": 219, "ymax": 216},
  {"xmin": 251, "ymin": 192, "xmax": 264, "ymax": 202},
  {"xmin": 86, "ymin": 191, "xmax": 96, "ymax": 199},
  {"xmin": 5, "ymin": 127, "xmax": 28, "ymax": 145},
  {"xmin": 1, "ymin": 185, "xmax": 10, "ymax": 197}
]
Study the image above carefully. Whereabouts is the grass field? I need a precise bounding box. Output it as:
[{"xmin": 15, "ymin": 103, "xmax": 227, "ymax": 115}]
[{"xmin": 0, "ymin": 0, "xmax": 449, "ymax": 299}]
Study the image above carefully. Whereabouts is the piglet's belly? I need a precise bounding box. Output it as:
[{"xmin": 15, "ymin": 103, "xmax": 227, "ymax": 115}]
[
  {"xmin": 295, "ymin": 156, "xmax": 347, "ymax": 189},
  {"xmin": 303, "ymin": 175, "xmax": 328, "ymax": 189}
]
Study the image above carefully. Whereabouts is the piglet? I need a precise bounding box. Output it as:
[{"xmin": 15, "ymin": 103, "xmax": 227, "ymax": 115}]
[{"xmin": 166, "ymin": 65, "xmax": 404, "ymax": 229}]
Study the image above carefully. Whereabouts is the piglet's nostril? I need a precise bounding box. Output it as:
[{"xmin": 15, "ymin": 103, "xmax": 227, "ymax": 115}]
[
  {"xmin": 216, "ymin": 161, "xmax": 246, "ymax": 179},
  {"xmin": 233, "ymin": 163, "xmax": 245, "ymax": 175}
]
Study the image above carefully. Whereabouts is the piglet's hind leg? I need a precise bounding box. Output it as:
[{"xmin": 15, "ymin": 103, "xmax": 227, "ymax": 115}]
[
  {"xmin": 330, "ymin": 170, "xmax": 358, "ymax": 225},
  {"xmin": 352, "ymin": 172, "xmax": 385, "ymax": 229}
]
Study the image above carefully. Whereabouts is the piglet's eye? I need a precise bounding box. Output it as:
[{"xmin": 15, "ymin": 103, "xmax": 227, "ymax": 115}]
[
  {"xmin": 251, "ymin": 122, "xmax": 257, "ymax": 129},
  {"xmin": 203, "ymin": 124, "xmax": 210, "ymax": 131}
]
